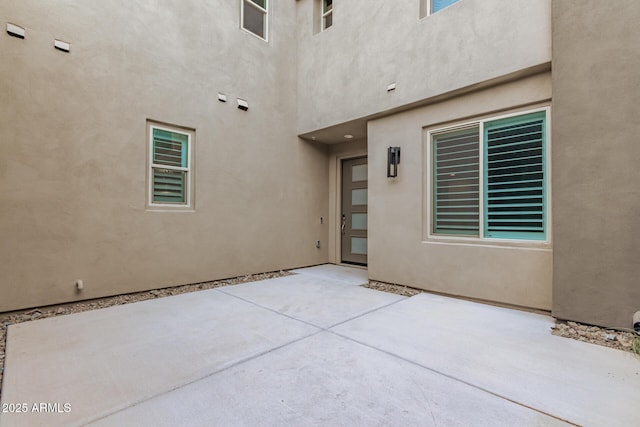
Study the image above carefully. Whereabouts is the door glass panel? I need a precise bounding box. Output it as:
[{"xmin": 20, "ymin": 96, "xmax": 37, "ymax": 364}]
[
  {"xmin": 351, "ymin": 189, "xmax": 368, "ymax": 205},
  {"xmin": 352, "ymin": 164, "xmax": 367, "ymax": 182},
  {"xmin": 352, "ymin": 213, "xmax": 367, "ymax": 230},
  {"xmin": 351, "ymin": 237, "xmax": 367, "ymax": 255}
]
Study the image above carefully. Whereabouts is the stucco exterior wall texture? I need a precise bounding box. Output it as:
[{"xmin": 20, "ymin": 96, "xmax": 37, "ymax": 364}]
[
  {"xmin": 0, "ymin": 1, "xmax": 329, "ymax": 311},
  {"xmin": 4, "ymin": 0, "xmax": 636, "ymax": 328},
  {"xmin": 551, "ymin": 1, "xmax": 640, "ymax": 328},
  {"xmin": 296, "ymin": 0, "xmax": 551, "ymax": 134},
  {"xmin": 368, "ymin": 73, "xmax": 553, "ymax": 310}
]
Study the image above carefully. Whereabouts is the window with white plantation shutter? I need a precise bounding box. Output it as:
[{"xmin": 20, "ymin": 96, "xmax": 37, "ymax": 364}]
[
  {"xmin": 484, "ymin": 112, "xmax": 546, "ymax": 240},
  {"xmin": 150, "ymin": 127, "xmax": 190, "ymax": 206},
  {"xmin": 433, "ymin": 127, "xmax": 480, "ymax": 236},
  {"xmin": 431, "ymin": 109, "xmax": 548, "ymax": 241}
]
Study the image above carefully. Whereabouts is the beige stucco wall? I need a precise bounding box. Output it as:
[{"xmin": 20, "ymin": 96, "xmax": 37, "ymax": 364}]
[
  {"xmin": 368, "ymin": 72, "xmax": 553, "ymax": 310},
  {"xmin": 551, "ymin": 1, "xmax": 640, "ymax": 327},
  {"xmin": 0, "ymin": 0, "xmax": 329, "ymax": 311},
  {"xmin": 296, "ymin": 0, "xmax": 551, "ymax": 135}
]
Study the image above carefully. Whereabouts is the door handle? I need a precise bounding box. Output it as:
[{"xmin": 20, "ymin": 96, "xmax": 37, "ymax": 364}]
[{"xmin": 341, "ymin": 214, "xmax": 346, "ymax": 235}]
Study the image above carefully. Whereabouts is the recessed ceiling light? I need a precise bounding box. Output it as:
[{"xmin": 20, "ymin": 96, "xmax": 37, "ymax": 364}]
[
  {"xmin": 344, "ymin": 134, "xmax": 354, "ymax": 139},
  {"xmin": 311, "ymin": 136, "xmax": 316, "ymax": 140}
]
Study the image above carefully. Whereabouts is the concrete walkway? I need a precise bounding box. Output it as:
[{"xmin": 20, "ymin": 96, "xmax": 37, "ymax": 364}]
[{"xmin": 1, "ymin": 265, "xmax": 639, "ymax": 426}]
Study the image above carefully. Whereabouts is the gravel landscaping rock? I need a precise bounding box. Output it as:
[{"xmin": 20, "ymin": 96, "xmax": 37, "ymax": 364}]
[
  {"xmin": 363, "ymin": 281, "xmax": 424, "ymax": 297},
  {"xmin": 0, "ymin": 270, "xmax": 291, "ymax": 400},
  {"xmin": 551, "ymin": 320, "xmax": 639, "ymax": 354}
]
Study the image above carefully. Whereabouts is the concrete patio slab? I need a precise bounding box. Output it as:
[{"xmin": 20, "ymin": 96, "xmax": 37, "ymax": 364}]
[
  {"xmin": 219, "ymin": 274, "xmax": 403, "ymax": 328},
  {"xmin": 90, "ymin": 332, "xmax": 569, "ymax": 427},
  {"xmin": 331, "ymin": 293, "xmax": 640, "ymax": 427},
  {"xmin": 0, "ymin": 290, "xmax": 318, "ymax": 427},
  {"xmin": 290, "ymin": 264, "xmax": 368, "ymax": 286},
  {"xmin": 2, "ymin": 266, "xmax": 638, "ymax": 426}
]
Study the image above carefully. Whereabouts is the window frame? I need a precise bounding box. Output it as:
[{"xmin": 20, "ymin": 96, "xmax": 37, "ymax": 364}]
[
  {"xmin": 426, "ymin": 107, "xmax": 551, "ymax": 244},
  {"xmin": 241, "ymin": 0, "xmax": 269, "ymax": 41},
  {"xmin": 322, "ymin": 0, "xmax": 333, "ymax": 31},
  {"xmin": 147, "ymin": 123, "xmax": 194, "ymax": 210}
]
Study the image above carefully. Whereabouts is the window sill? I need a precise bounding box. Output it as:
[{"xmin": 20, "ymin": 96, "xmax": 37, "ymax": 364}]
[
  {"xmin": 240, "ymin": 27, "xmax": 268, "ymax": 42},
  {"xmin": 146, "ymin": 205, "xmax": 195, "ymax": 213},
  {"xmin": 422, "ymin": 235, "xmax": 551, "ymax": 251}
]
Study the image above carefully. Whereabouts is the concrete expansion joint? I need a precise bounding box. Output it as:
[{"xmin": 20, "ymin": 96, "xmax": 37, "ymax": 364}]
[
  {"xmin": 86, "ymin": 287, "xmax": 409, "ymax": 424},
  {"xmin": 327, "ymin": 330, "xmax": 580, "ymax": 427},
  {"xmin": 323, "ymin": 298, "xmax": 409, "ymax": 330},
  {"xmin": 213, "ymin": 287, "xmax": 324, "ymax": 330},
  {"xmin": 197, "ymin": 287, "xmax": 578, "ymax": 426},
  {"xmin": 214, "ymin": 286, "xmax": 407, "ymax": 332},
  {"xmin": 85, "ymin": 327, "xmax": 325, "ymax": 425}
]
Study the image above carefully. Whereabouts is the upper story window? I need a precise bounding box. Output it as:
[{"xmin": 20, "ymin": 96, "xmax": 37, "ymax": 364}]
[
  {"xmin": 421, "ymin": 0, "xmax": 460, "ymax": 17},
  {"xmin": 148, "ymin": 123, "xmax": 194, "ymax": 209},
  {"xmin": 322, "ymin": 0, "xmax": 333, "ymax": 30},
  {"xmin": 429, "ymin": 109, "xmax": 549, "ymax": 241},
  {"xmin": 241, "ymin": 0, "xmax": 268, "ymax": 41}
]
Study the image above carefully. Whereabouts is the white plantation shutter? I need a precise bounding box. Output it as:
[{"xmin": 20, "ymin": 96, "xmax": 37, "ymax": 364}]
[
  {"xmin": 433, "ymin": 127, "xmax": 480, "ymax": 236},
  {"xmin": 484, "ymin": 112, "xmax": 546, "ymax": 239},
  {"xmin": 151, "ymin": 128, "xmax": 189, "ymax": 205}
]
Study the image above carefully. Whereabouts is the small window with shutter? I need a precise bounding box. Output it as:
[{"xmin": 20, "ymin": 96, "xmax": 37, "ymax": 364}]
[
  {"xmin": 148, "ymin": 124, "xmax": 193, "ymax": 208},
  {"xmin": 430, "ymin": 109, "xmax": 548, "ymax": 241}
]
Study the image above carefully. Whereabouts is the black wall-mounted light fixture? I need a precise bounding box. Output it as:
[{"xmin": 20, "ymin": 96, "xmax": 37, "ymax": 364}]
[{"xmin": 387, "ymin": 146, "xmax": 401, "ymax": 177}]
